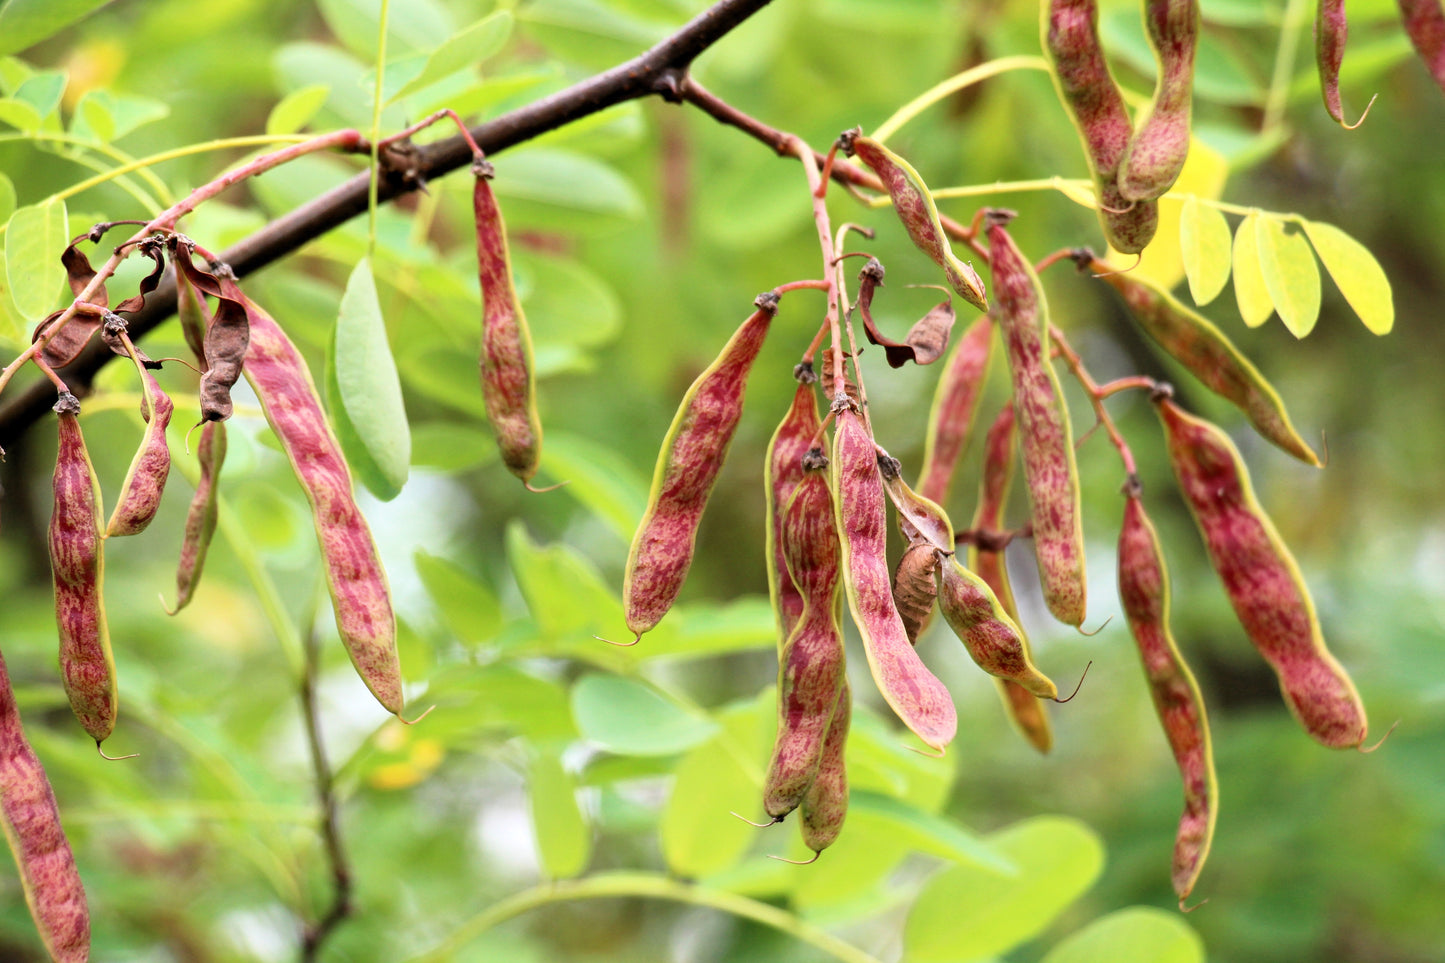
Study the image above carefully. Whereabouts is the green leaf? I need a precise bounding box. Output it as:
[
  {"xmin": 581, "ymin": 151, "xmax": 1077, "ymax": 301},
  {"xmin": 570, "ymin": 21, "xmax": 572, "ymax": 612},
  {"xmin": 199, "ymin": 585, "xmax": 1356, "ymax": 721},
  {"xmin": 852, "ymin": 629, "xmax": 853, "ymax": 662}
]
[
  {"xmin": 850, "ymin": 791, "xmax": 1016, "ymax": 875},
  {"xmin": 1231, "ymin": 210, "xmax": 1273, "ymax": 328},
  {"xmin": 905, "ymin": 816, "xmax": 1105, "ymax": 962},
  {"xmin": 422, "ymin": 663, "xmax": 576, "ymax": 743},
  {"xmin": 506, "ymin": 520, "xmax": 626, "ymax": 645},
  {"xmin": 490, "ymin": 148, "xmax": 644, "ymax": 234},
  {"xmin": 0, "ymin": 0, "xmax": 115, "ymax": 56},
  {"xmin": 4, "ymin": 196, "xmax": 68, "ymax": 320},
  {"xmin": 325, "ymin": 321, "xmax": 402, "ymax": 501},
  {"xmin": 0, "ymin": 248, "xmax": 24, "ymax": 344},
  {"xmin": 99, "ymin": 91, "xmax": 168, "ymax": 139},
  {"xmin": 0, "ymin": 97, "xmax": 41, "ymax": 131},
  {"xmin": 572, "ymin": 673, "xmax": 718, "ymax": 756},
  {"xmin": 528, "ymin": 748, "xmax": 591, "ymax": 879},
  {"xmin": 410, "ymin": 421, "xmax": 496, "ymax": 472},
  {"xmin": 413, "ymin": 549, "xmax": 502, "ymax": 646},
  {"xmin": 1041, "ymin": 907, "xmax": 1205, "ymax": 963},
  {"xmin": 1179, "ymin": 196, "xmax": 1232, "ymax": 306},
  {"xmin": 11, "ymin": 70, "xmax": 64, "ymax": 121},
  {"xmin": 542, "ymin": 431, "xmax": 647, "ymax": 541},
  {"xmin": 387, "ymin": 10, "xmax": 512, "ymax": 104},
  {"xmin": 334, "ymin": 257, "xmax": 410, "ymax": 499},
  {"xmin": 0, "ymin": 171, "xmax": 14, "ymax": 223},
  {"xmin": 1255, "ymin": 215, "xmax": 1321, "ymax": 338},
  {"xmin": 266, "ymin": 83, "xmax": 330, "ymax": 135},
  {"xmin": 315, "ymin": 0, "xmax": 455, "ymax": 59},
  {"xmin": 71, "ymin": 90, "xmax": 114, "ymax": 141},
  {"xmin": 1302, "ymin": 219, "xmax": 1394, "ymax": 334}
]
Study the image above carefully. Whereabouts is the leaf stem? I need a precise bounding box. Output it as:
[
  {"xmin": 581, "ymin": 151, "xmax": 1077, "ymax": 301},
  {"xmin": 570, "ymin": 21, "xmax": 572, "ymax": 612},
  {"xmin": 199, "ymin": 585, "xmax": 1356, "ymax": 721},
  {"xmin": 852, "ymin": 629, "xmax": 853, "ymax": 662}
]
[{"xmin": 871, "ymin": 55, "xmax": 1051, "ymax": 144}]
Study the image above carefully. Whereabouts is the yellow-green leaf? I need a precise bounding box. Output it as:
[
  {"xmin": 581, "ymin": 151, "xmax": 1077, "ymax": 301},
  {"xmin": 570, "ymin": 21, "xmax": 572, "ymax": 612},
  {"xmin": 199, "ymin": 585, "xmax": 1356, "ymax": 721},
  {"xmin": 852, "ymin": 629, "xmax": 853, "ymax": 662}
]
[
  {"xmin": 387, "ymin": 10, "xmax": 512, "ymax": 104},
  {"xmin": 0, "ymin": 171, "xmax": 14, "ymax": 222},
  {"xmin": 1255, "ymin": 215, "xmax": 1321, "ymax": 338},
  {"xmin": 1179, "ymin": 195, "xmax": 1232, "ymax": 306},
  {"xmin": 266, "ymin": 84, "xmax": 330, "ymax": 135},
  {"xmin": 3, "ymin": 196, "xmax": 68, "ymax": 320},
  {"xmin": 1231, "ymin": 210, "xmax": 1273, "ymax": 328},
  {"xmin": 528, "ymin": 748, "xmax": 590, "ymax": 879},
  {"xmin": 1113, "ymin": 138, "xmax": 1227, "ymax": 291},
  {"xmin": 1302, "ymin": 219, "xmax": 1394, "ymax": 335},
  {"xmin": 0, "ymin": 248, "xmax": 25, "ymax": 345}
]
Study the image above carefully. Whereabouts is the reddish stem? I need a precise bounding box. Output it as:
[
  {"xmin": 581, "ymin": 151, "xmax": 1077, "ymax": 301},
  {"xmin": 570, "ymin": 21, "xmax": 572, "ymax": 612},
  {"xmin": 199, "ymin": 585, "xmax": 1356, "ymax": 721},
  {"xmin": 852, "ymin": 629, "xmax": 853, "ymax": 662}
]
[{"xmin": 1049, "ymin": 324, "xmax": 1139, "ymax": 479}]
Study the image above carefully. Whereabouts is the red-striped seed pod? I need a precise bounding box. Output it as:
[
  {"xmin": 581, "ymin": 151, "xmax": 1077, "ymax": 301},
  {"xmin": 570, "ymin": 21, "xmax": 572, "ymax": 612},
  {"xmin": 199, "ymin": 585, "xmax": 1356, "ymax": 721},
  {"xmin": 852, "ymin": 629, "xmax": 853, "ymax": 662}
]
[
  {"xmin": 242, "ymin": 296, "xmax": 404, "ymax": 715},
  {"xmin": 1042, "ymin": 0, "xmax": 1161, "ymax": 253},
  {"xmin": 763, "ymin": 463, "xmax": 846, "ymax": 819},
  {"xmin": 105, "ymin": 325, "xmax": 173, "ymax": 537},
  {"xmin": 987, "ymin": 215, "xmax": 1087, "ymax": 627},
  {"xmin": 1118, "ymin": 0, "xmax": 1200, "ymax": 202},
  {"xmin": 1398, "ymin": 0, "xmax": 1445, "ymax": 94},
  {"xmin": 166, "ymin": 421, "xmax": 226, "ymax": 615},
  {"xmin": 893, "ymin": 542, "xmax": 941, "ymax": 646},
  {"xmin": 1156, "ymin": 396, "xmax": 1367, "ymax": 748},
  {"xmin": 800, "ymin": 680, "xmax": 851, "ymax": 854},
  {"xmin": 969, "ymin": 403, "xmax": 1053, "ymax": 753},
  {"xmin": 1082, "ymin": 252, "xmax": 1320, "ymax": 466},
  {"xmin": 765, "ymin": 378, "xmax": 824, "ymax": 647},
  {"xmin": 1316, "ymin": 0, "xmax": 1364, "ymax": 127},
  {"xmin": 937, "ymin": 552, "xmax": 1058, "ymax": 698},
  {"xmin": 1117, "ymin": 487, "xmax": 1217, "ymax": 902},
  {"xmin": 832, "ymin": 408, "xmax": 956, "ymax": 751},
  {"xmin": 916, "ymin": 316, "xmax": 995, "ymax": 507},
  {"xmin": 49, "ymin": 393, "xmax": 118, "ymax": 745},
  {"xmin": 0, "ymin": 649, "xmax": 89, "ymax": 963},
  {"xmin": 624, "ymin": 295, "xmax": 779, "ymax": 641},
  {"xmin": 842, "ymin": 131, "xmax": 988, "ymax": 311},
  {"xmin": 878, "ymin": 455, "xmax": 955, "ymax": 555},
  {"xmin": 473, "ymin": 158, "xmax": 545, "ymax": 485}
]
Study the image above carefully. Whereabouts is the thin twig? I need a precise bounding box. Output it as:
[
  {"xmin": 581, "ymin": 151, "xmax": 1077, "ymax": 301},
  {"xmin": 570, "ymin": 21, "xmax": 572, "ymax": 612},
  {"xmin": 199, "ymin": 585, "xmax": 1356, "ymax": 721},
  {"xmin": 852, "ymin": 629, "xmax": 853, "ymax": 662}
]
[{"xmin": 299, "ymin": 618, "xmax": 352, "ymax": 961}]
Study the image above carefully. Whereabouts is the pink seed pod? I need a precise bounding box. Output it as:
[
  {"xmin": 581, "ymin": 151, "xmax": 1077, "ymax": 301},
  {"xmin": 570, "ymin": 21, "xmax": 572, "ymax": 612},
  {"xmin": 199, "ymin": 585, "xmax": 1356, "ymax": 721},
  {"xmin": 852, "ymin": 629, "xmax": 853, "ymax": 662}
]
[
  {"xmin": 1156, "ymin": 396, "xmax": 1367, "ymax": 748},
  {"xmin": 843, "ymin": 131, "xmax": 988, "ymax": 311},
  {"xmin": 893, "ymin": 542, "xmax": 941, "ymax": 646},
  {"xmin": 800, "ymin": 680, "xmax": 851, "ymax": 854},
  {"xmin": 1118, "ymin": 0, "xmax": 1200, "ymax": 202},
  {"xmin": 473, "ymin": 159, "xmax": 544, "ymax": 485},
  {"xmin": 105, "ymin": 337, "xmax": 174, "ymax": 538},
  {"xmin": 167, "ymin": 421, "xmax": 226, "ymax": 616},
  {"xmin": 987, "ymin": 215, "xmax": 1087, "ymax": 628},
  {"xmin": 1043, "ymin": 0, "xmax": 1160, "ymax": 253},
  {"xmin": 0, "ymin": 649, "xmax": 90, "ymax": 963},
  {"xmin": 878, "ymin": 455, "xmax": 955, "ymax": 555},
  {"xmin": 624, "ymin": 295, "xmax": 779, "ymax": 641},
  {"xmin": 765, "ymin": 379, "xmax": 824, "ymax": 647},
  {"xmin": 832, "ymin": 408, "xmax": 956, "ymax": 752},
  {"xmin": 242, "ymin": 296, "xmax": 404, "ymax": 716},
  {"xmin": 937, "ymin": 553, "xmax": 1058, "ymax": 699},
  {"xmin": 1084, "ymin": 252, "xmax": 1320, "ymax": 466},
  {"xmin": 1117, "ymin": 488, "xmax": 1217, "ymax": 902},
  {"xmin": 763, "ymin": 465, "xmax": 846, "ymax": 819},
  {"xmin": 916, "ymin": 316, "xmax": 995, "ymax": 507},
  {"xmin": 1315, "ymin": 0, "xmax": 1372, "ymax": 127},
  {"xmin": 48, "ymin": 393, "xmax": 117, "ymax": 745},
  {"xmin": 1398, "ymin": 0, "xmax": 1445, "ymax": 94}
]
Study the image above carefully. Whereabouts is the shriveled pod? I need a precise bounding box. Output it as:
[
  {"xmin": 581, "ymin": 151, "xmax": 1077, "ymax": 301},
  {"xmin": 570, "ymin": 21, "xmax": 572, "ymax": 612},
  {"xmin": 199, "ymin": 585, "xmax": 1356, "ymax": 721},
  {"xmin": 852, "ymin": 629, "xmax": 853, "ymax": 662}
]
[
  {"xmin": 878, "ymin": 455, "xmax": 955, "ymax": 555},
  {"xmin": 832, "ymin": 408, "xmax": 956, "ymax": 751},
  {"xmin": 1398, "ymin": 0, "xmax": 1445, "ymax": 94},
  {"xmin": 916, "ymin": 316, "xmax": 995, "ymax": 507},
  {"xmin": 174, "ymin": 249, "xmax": 250, "ymax": 424},
  {"xmin": 1117, "ymin": 489, "xmax": 1217, "ymax": 902},
  {"xmin": 765, "ymin": 379, "xmax": 824, "ymax": 646},
  {"xmin": 175, "ymin": 265, "xmax": 210, "ymax": 365},
  {"xmin": 800, "ymin": 680, "xmax": 851, "ymax": 854},
  {"xmin": 1118, "ymin": 0, "xmax": 1200, "ymax": 201},
  {"xmin": 987, "ymin": 215, "xmax": 1087, "ymax": 627},
  {"xmin": 0, "ymin": 649, "xmax": 89, "ymax": 963},
  {"xmin": 818, "ymin": 347, "xmax": 860, "ymax": 411},
  {"xmin": 937, "ymin": 553, "xmax": 1058, "ymax": 699},
  {"xmin": 48, "ymin": 394, "xmax": 117, "ymax": 745},
  {"xmin": 1083, "ymin": 252, "xmax": 1320, "ymax": 466},
  {"xmin": 893, "ymin": 542, "xmax": 941, "ymax": 645},
  {"xmin": 1042, "ymin": 0, "xmax": 1160, "ymax": 253},
  {"xmin": 105, "ymin": 325, "xmax": 174, "ymax": 537},
  {"xmin": 166, "ymin": 421, "xmax": 226, "ymax": 615},
  {"xmin": 842, "ymin": 131, "xmax": 988, "ymax": 311},
  {"xmin": 624, "ymin": 295, "xmax": 779, "ymax": 641},
  {"xmin": 969, "ymin": 404, "xmax": 1053, "ymax": 753},
  {"xmin": 1156, "ymin": 396, "xmax": 1367, "ymax": 748},
  {"xmin": 854, "ymin": 260, "xmax": 957, "ymax": 368},
  {"xmin": 763, "ymin": 465, "xmax": 846, "ymax": 819},
  {"xmin": 473, "ymin": 157, "xmax": 544, "ymax": 485},
  {"xmin": 242, "ymin": 296, "xmax": 404, "ymax": 715}
]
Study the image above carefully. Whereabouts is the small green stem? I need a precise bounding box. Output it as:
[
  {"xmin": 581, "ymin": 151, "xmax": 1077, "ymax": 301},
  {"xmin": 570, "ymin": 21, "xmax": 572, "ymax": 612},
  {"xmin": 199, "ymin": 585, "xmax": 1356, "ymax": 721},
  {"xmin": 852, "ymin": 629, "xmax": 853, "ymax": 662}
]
[
  {"xmin": 0, "ymin": 131, "xmax": 175, "ymax": 212},
  {"xmin": 367, "ymin": 0, "xmax": 392, "ymax": 256},
  {"xmin": 872, "ymin": 55, "xmax": 1051, "ymax": 143},
  {"xmin": 407, "ymin": 872, "xmax": 884, "ymax": 963},
  {"xmin": 1262, "ymin": 0, "xmax": 1310, "ymax": 135}
]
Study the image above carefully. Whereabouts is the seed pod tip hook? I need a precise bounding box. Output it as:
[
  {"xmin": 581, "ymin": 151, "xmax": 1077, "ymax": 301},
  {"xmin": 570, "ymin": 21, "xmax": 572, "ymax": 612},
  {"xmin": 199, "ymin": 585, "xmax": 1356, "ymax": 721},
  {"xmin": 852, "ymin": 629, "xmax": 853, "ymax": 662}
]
[
  {"xmin": 730, "ymin": 811, "xmax": 781, "ymax": 828},
  {"xmin": 523, "ymin": 478, "xmax": 569, "ymax": 494},
  {"xmin": 398, "ymin": 704, "xmax": 436, "ymax": 727},
  {"xmin": 903, "ymin": 742, "xmax": 946, "ymax": 759},
  {"xmin": 593, "ymin": 632, "xmax": 641, "ymax": 647},
  {"xmin": 1054, "ymin": 661, "xmax": 1093, "ymax": 704},
  {"xmin": 1075, "ymin": 616, "xmax": 1111, "ymax": 637},
  {"xmin": 1339, "ymin": 93, "xmax": 1378, "ymax": 131},
  {"xmin": 1091, "ymin": 254, "xmax": 1141, "ymax": 279},
  {"xmin": 767, "ymin": 850, "xmax": 820, "ymax": 865},
  {"xmin": 1179, "ymin": 895, "xmax": 1209, "ymax": 914},
  {"xmin": 97, "ymin": 743, "xmax": 139, "ymax": 761},
  {"xmin": 1358, "ymin": 720, "xmax": 1399, "ymax": 754}
]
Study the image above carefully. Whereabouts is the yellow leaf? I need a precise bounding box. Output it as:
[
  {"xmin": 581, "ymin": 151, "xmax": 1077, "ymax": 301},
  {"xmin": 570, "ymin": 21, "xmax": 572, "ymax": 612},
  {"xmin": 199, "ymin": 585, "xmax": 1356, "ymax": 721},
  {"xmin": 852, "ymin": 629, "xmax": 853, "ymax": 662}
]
[
  {"xmin": 1255, "ymin": 215, "xmax": 1321, "ymax": 338},
  {"xmin": 1110, "ymin": 138, "xmax": 1227, "ymax": 291},
  {"xmin": 1179, "ymin": 195, "xmax": 1232, "ymax": 306},
  {"xmin": 1232, "ymin": 211, "xmax": 1273, "ymax": 328},
  {"xmin": 1302, "ymin": 220, "xmax": 1394, "ymax": 335}
]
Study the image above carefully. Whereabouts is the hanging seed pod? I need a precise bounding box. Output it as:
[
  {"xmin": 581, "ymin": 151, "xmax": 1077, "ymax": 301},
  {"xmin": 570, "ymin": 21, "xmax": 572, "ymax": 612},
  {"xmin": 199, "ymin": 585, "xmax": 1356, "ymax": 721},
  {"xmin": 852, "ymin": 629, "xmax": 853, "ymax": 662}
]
[
  {"xmin": 842, "ymin": 131, "xmax": 988, "ymax": 311},
  {"xmin": 173, "ymin": 248, "xmax": 250, "ymax": 424},
  {"xmin": 105, "ymin": 322, "xmax": 173, "ymax": 537},
  {"xmin": 1042, "ymin": 0, "xmax": 1160, "ymax": 253},
  {"xmin": 1117, "ymin": 488, "xmax": 1217, "ymax": 902},
  {"xmin": 893, "ymin": 542, "xmax": 941, "ymax": 645},
  {"xmin": 0, "ymin": 649, "xmax": 89, "ymax": 963},
  {"xmin": 763, "ymin": 465, "xmax": 846, "ymax": 819},
  {"xmin": 987, "ymin": 214, "xmax": 1087, "ymax": 627},
  {"xmin": 1316, "ymin": 0, "xmax": 1370, "ymax": 127},
  {"xmin": 1156, "ymin": 396, "xmax": 1367, "ymax": 748},
  {"xmin": 1118, "ymin": 0, "xmax": 1200, "ymax": 201},
  {"xmin": 878, "ymin": 455, "xmax": 955, "ymax": 555},
  {"xmin": 1081, "ymin": 251, "xmax": 1320, "ymax": 466},
  {"xmin": 800, "ymin": 680, "xmax": 851, "ymax": 854},
  {"xmin": 766, "ymin": 379, "xmax": 824, "ymax": 646},
  {"xmin": 916, "ymin": 316, "xmax": 995, "ymax": 507},
  {"xmin": 175, "ymin": 265, "xmax": 211, "ymax": 365},
  {"xmin": 624, "ymin": 295, "xmax": 779, "ymax": 641},
  {"xmin": 832, "ymin": 408, "xmax": 956, "ymax": 751},
  {"xmin": 242, "ymin": 296, "xmax": 404, "ymax": 715},
  {"xmin": 1398, "ymin": 0, "xmax": 1445, "ymax": 94},
  {"xmin": 48, "ymin": 393, "xmax": 117, "ymax": 745},
  {"xmin": 473, "ymin": 158, "xmax": 545, "ymax": 485},
  {"xmin": 166, "ymin": 421, "xmax": 226, "ymax": 615},
  {"xmin": 937, "ymin": 553, "xmax": 1058, "ymax": 698}
]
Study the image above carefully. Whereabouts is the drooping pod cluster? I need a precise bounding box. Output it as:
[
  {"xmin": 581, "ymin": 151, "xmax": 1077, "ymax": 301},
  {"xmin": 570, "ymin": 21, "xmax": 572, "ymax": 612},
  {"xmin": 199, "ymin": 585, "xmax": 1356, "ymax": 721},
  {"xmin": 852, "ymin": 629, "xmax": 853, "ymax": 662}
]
[{"xmin": 1118, "ymin": 0, "xmax": 1200, "ymax": 202}]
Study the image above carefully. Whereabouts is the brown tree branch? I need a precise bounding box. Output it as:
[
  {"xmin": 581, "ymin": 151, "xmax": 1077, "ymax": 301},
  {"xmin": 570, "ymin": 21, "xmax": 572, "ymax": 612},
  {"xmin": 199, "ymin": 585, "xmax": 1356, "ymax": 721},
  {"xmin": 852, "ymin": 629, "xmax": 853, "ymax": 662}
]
[{"xmin": 299, "ymin": 617, "xmax": 351, "ymax": 961}]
